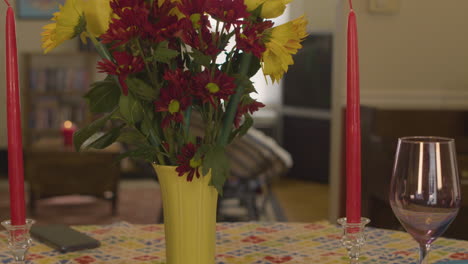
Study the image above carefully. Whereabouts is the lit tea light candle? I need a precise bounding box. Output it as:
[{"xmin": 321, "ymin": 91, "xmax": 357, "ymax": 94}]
[{"xmin": 61, "ymin": 121, "xmax": 77, "ymax": 147}]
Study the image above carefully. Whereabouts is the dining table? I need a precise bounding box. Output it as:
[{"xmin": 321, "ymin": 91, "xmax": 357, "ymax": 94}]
[{"xmin": 0, "ymin": 221, "xmax": 467, "ymax": 264}]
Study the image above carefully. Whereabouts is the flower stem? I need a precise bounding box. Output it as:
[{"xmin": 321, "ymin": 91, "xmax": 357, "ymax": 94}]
[
  {"xmin": 136, "ymin": 39, "xmax": 158, "ymax": 88},
  {"xmin": 87, "ymin": 32, "xmax": 112, "ymax": 61},
  {"xmin": 225, "ymin": 46, "xmax": 237, "ymax": 74},
  {"xmin": 87, "ymin": 32, "xmax": 126, "ymax": 94},
  {"xmin": 217, "ymin": 52, "xmax": 252, "ymax": 146},
  {"xmin": 183, "ymin": 106, "xmax": 192, "ymax": 140}
]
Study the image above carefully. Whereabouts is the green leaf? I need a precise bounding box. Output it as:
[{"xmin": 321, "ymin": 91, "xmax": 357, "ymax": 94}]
[
  {"xmin": 140, "ymin": 116, "xmax": 152, "ymax": 138},
  {"xmin": 238, "ymin": 114, "xmax": 253, "ymax": 137},
  {"xmin": 84, "ymin": 80, "xmax": 121, "ymax": 113},
  {"xmin": 232, "ymin": 74, "xmax": 256, "ymax": 94},
  {"xmin": 117, "ymin": 129, "xmax": 148, "ymax": 145},
  {"xmin": 119, "ymin": 93, "xmax": 144, "ymax": 125},
  {"xmin": 73, "ymin": 110, "xmax": 115, "ymax": 151},
  {"xmin": 202, "ymin": 145, "xmax": 230, "ymax": 195},
  {"xmin": 127, "ymin": 78, "xmax": 156, "ymax": 101},
  {"xmin": 189, "ymin": 49, "xmax": 212, "ymax": 68},
  {"xmin": 230, "ymin": 114, "xmax": 253, "ymax": 142},
  {"xmin": 153, "ymin": 41, "xmax": 180, "ymax": 63},
  {"xmin": 193, "ymin": 144, "xmax": 210, "ymax": 161},
  {"xmin": 86, "ymin": 125, "xmax": 123, "ymax": 150},
  {"xmin": 140, "ymin": 113, "xmax": 162, "ymax": 147},
  {"xmin": 247, "ymin": 55, "xmax": 261, "ymax": 77},
  {"xmin": 117, "ymin": 146, "xmax": 161, "ymax": 163},
  {"xmin": 228, "ymin": 52, "xmax": 260, "ymax": 77}
]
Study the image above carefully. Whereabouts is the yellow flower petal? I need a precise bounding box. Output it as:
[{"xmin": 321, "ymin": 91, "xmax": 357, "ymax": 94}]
[
  {"xmin": 41, "ymin": 0, "xmax": 84, "ymax": 53},
  {"xmin": 55, "ymin": 0, "xmax": 84, "ymax": 39},
  {"xmin": 244, "ymin": 0, "xmax": 292, "ymax": 18},
  {"xmin": 261, "ymin": 16, "xmax": 308, "ymax": 83},
  {"xmin": 261, "ymin": 0, "xmax": 292, "ymax": 19},
  {"xmin": 244, "ymin": 0, "xmax": 266, "ymax": 12},
  {"xmin": 41, "ymin": 22, "xmax": 58, "ymax": 54},
  {"xmin": 81, "ymin": 0, "xmax": 112, "ymax": 37}
]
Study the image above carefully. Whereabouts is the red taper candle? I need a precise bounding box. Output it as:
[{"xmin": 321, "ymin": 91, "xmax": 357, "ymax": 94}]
[
  {"xmin": 4, "ymin": 0, "xmax": 26, "ymax": 225},
  {"xmin": 346, "ymin": 0, "xmax": 361, "ymax": 224}
]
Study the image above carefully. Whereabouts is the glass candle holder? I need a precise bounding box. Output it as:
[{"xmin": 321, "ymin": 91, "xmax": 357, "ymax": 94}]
[
  {"xmin": 1, "ymin": 219, "xmax": 35, "ymax": 264},
  {"xmin": 337, "ymin": 217, "xmax": 370, "ymax": 264}
]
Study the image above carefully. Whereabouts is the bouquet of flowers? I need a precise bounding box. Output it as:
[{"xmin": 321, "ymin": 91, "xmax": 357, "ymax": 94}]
[{"xmin": 42, "ymin": 0, "xmax": 307, "ymax": 193}]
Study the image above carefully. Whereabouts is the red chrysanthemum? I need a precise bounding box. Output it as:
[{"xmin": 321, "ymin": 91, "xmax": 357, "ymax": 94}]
[
  {"xmin": 193, "ymin": 69, "xmax": 236, "ymax": 106},
  {"xmin": 100, "ymin": 0, "xmax": 150, "ymax": 48},
  {"xmin": 154, "ymin": 69, "xmax": 192, "ymax": 128},
  {"xmin": 174, "ymin": 17, "xmax": 220, "ymax": 57},
  {"xmin": 144, "ymin": 0, "xmax": 181, "ymax": 42},
  {"xmin": 97, "ymin": 51, "xmax": 144, "ymax": 95},
  {"xmin": 163, "ymin": 68, "xmax": 192, "ymax": 91},
  {"xmin": 109, "ymin": 0, "xmax": 147, "ymax": 18},
  {"xmin": 177, "ymin": 0, "xmax": 210, "ymax": 18},
  {"xmin": 176, "ymin": 142, "xmax": 202, "ymax": 181},
  {"xmin": 234, "ymin": 98, "xmax": 265, "ymax": 127},
  {"xmin": 175, "ymin": 0, "xmax": 220, "ymax": 56},
  {"xmin": 207, "ymin": 0, "xmax": 249, "ymax": 27},
  {"xmin": 236, "ymin": 20, "xmax": 274, "ymax": 58}
]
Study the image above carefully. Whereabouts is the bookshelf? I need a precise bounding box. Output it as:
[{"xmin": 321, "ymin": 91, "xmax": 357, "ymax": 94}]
[{"xmin": 22, "ymin": 53, "xmax": 100, "ymax": 146}]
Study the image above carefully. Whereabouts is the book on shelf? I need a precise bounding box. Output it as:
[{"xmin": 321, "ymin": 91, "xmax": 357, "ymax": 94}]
[{"xmin": 29, "ymin": 67, "xmax": 90, "ymax": 93}]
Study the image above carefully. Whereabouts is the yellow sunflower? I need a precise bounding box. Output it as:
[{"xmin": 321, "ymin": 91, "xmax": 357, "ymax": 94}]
[
  {"xmin": 41, "ymin": 0, "xmax": 112, "ymax": 53},
  {"xmin": 41, "ymin": 12, "xmax": 60, "ymax": 54},
  {"xmin": 41, "ymin": 0, "xmax": 84, "ymax": 53},
  {"xmin": 244, "ymin": 0, "xmax": 292, "ymax": 19},
  {"xmin": 261, "ymin": 16, "xmax": 308, "ymax": 83}
]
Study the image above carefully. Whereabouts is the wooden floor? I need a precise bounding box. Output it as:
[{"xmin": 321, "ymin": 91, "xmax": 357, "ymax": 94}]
[{"xmin": 271, "ymin": 178, "xmax": 329, "ymax": 222}]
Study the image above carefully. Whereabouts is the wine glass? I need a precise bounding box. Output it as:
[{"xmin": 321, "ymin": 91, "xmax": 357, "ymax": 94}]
[{"xmin": 389, "ymin": 136, "xmax": 461, "ymax": 264}]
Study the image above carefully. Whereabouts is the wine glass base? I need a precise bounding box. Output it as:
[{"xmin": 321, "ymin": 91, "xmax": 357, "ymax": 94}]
[
  {"xmin": 1, "ymin": 219, "xmax": 35, "ymax": 264},
  {"xmin": 337, "ymin": 217, "xmax": 371, "ymax": 264}
]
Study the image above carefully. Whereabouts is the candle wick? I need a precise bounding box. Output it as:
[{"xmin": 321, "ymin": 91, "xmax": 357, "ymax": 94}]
[
  {"xmin": 348, "ymin": 0, "xmax": 353, "ymax": 10},
  {"xmin": 3, "ymin": 0, "xmax": 11, "ymax": 7}
]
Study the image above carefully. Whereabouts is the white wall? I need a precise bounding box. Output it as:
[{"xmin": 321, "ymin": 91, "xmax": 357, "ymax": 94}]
[
  {"xmin": 336, "ymin": 0, "xmax": 468, "ymax": 109},
  {"xmin": 330, "ymin": 0, "xmax": 468, "ymax": 221},
  {"xmin": 304, "ymin": 0, "xmax": 338, "ymax": 32}
]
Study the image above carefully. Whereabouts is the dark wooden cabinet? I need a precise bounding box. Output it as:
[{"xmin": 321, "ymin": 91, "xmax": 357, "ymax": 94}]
[
  {"xmin": 360, "ymin": 107, "xmax": 468, "ymax": 240},
  {"xmin": 25, "ymin": 139, "xmax": 121, "ymax": 215},
  {"xmin": 281, "ymin": 33, "xmax": 332, "ymax": 182}
]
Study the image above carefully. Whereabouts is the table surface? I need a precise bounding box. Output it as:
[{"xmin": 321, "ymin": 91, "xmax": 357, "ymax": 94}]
[{"xmin": 1, "ymin": 221, "xmax": 467, "ymax": 264}]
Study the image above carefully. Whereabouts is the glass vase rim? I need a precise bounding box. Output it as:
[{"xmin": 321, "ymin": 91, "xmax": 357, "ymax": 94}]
[{"xmin": 398, "ymin": 136, "xmax": 454, "ymax": 144}]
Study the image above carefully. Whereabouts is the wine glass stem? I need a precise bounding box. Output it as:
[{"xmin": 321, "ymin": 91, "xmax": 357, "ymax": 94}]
[{"xmin": 418, "ymin": 243, "xmax": 430, "ymax": 264}]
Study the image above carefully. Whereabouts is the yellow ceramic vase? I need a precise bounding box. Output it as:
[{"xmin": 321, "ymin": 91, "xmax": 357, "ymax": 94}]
[{"xmin": 153, "ymin": 164, "xmax": 218, "ymax": 264}]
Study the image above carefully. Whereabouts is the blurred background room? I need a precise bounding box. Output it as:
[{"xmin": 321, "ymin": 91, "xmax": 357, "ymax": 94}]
[{"xmin": 0, "ymin": 0, "xmax": 467, "ymax": 240}]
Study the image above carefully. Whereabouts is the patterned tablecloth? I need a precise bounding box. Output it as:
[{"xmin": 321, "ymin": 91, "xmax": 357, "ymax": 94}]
[{"xmin": 0, "ymin": 221, "xmax": 467, "ymax": 264}]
